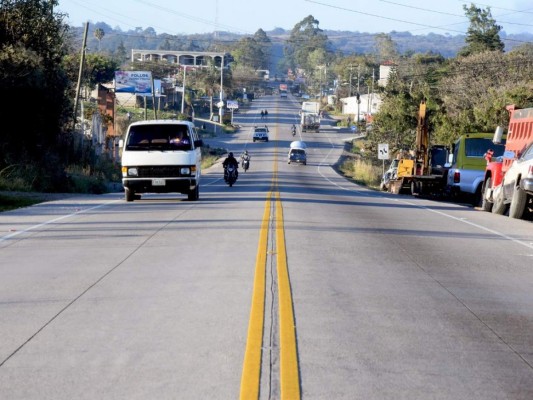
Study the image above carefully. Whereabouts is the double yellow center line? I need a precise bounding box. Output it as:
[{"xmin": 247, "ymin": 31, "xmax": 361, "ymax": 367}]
[{"xmin": 239, "ymin": 128, "xmax": 300, "ymax": 399}]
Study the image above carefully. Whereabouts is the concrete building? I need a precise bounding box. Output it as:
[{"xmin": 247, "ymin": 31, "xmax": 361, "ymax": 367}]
[{"xmin": 341, "ymin": 93, "xmax": 382, "ymax": 121}]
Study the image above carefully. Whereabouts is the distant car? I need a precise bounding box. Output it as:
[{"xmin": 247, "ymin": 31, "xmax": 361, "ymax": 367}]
[{"xmin": 253, "ymin": 126, "xmax": 269, "ymax": 142}]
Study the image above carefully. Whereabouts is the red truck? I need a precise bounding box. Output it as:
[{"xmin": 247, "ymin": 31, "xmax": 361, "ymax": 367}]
[
  {"xmin": 481, "ymin": 105, "xmax": 533, "ymax": 217},
  {"xmin": 279, "ymin": 83, "xmax": 288, "ymax": 98}
]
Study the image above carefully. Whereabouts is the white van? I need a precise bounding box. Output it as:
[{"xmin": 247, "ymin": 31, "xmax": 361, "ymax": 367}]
[
  {"xmin": 288, "ymin": 141, "xmax": 307, "ymax": 165},
  {"xmin": 120, "ymin": 120, "xmax": 203, "ymax": 201}
]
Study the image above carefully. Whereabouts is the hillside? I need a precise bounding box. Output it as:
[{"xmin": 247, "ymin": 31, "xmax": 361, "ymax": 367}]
[{"xmin": 69, "ymin": 22, "xmax": 532, "ymax": 63}]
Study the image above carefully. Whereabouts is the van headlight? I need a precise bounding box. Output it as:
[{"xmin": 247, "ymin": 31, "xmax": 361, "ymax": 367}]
[
  {"xmin": 128, "ymin": 167, "xmax": 138, "ymax": 177},
  {"xmin": 180, "ymin": 167, "xmax": 191, "ymax": 175}
]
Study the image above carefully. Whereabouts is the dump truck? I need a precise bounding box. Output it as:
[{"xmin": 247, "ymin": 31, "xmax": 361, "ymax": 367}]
[{"xmin": 482, "ymin": 105, "xmax": 533, "ymax": 216}]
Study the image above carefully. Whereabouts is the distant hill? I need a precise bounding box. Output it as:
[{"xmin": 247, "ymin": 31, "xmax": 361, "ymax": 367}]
[{"xmin": 69, "ymin": 22, "xmax": 532, "ymax": 65}]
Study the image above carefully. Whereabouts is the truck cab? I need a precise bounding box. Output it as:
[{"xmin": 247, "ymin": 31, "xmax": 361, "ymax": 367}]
[{"xmin": 446, "ymin": 132, "xmax": 506, "ymax": 205}]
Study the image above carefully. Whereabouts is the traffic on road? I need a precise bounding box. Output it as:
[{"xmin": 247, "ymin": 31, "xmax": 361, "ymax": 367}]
[{"xmin": 1, "ymin": 93, "xmax": 533, "ymax": 399}]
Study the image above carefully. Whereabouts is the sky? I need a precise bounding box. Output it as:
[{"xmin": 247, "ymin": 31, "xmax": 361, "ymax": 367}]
[{"xmin": 57, "ymin": 0, "xmax": 533, "ymax": 37}]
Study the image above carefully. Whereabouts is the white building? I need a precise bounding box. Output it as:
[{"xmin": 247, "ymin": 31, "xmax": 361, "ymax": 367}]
[{"xmin": 341, "ymin": 93, "xmax": 382, "ymax": 121}]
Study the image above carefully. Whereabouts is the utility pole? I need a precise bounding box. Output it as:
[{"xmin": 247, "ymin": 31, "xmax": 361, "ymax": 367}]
[
  {"xmin": 348, "ymin": 65, "xmax": 353, "ymax": 97},
  {"xmin": 181, "ymin": 66, "xmax": 186, "ymax": 114},
  {"xmin": 73, "ymin": 22, "xmax": 89, "ymax": 129},
  {"xmin": 356, "ymin": 65, "xmax": 361, "ymax": 125},
  {"xmin": 219, "ymin": 54, "xmax": 224, "ymax": 125}
]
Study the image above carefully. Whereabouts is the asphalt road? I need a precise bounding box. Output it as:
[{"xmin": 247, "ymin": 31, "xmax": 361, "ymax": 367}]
[{"xmin": 1, "ymin": 94, "xmax": 532, "ymax": 399}]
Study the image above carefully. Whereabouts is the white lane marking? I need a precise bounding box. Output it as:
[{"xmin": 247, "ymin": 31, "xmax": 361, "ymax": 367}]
[
  {"xmin": 315, "ymin": 136, "xmax": 533, "ymax": 252},
  {"xmin": 1, "ymin": 199, "xmax": 121, "ymax": 243}
]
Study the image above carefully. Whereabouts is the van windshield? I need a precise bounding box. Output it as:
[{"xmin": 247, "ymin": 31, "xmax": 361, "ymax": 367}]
[
  {"xmin": 126, "ymin": 125, "xmax": 192, "ymax": 151},
  {"xmin": 465, "ymin": 138, "xmax": 505, "ymax": 158}
]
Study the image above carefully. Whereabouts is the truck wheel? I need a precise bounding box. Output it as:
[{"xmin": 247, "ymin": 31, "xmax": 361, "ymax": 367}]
[
  {"xmin": 472, "ymin": 184, "xmax": 483, "ymax": 207},
  {"xmin": 481, "ymin": 177, "xmax": 493, "ymax": 212},
  {"xmin": 410, "ymin": 181, "xmax": 421, "ymax": 195},
  {"xmin": 188, "ymin": 185, "xmax": 199, "ymax": 201},
  {"xmin": 509, "ymin": 184, "xmax": 527, "ymax": 219},
  {"xmin": 491, "ymin": 188, "xmax": 507, "ymax": 215},
  {"xmin": 125, "ymin": 188, "xmax": 135, "ymax": 202}
]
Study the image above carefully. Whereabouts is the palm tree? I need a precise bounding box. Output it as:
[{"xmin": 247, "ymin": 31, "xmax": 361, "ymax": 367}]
[{"xmin": 94, "ymin": 28, "xmax": 105, "ymax": 52}]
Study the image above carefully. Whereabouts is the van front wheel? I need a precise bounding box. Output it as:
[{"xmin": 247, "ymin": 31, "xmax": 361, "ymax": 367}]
[
  {"xmin": 125, "ymin": 188, "xmax": 135, "ymax": 202},
  {"xmin": 188, "ymin": 185, "xmax": 199, "ymax": 201}
]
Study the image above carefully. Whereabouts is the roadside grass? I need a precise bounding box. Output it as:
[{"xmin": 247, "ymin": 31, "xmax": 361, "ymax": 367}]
[
  {"xmin": 0, "ymin": 193, "xmax": 44, "ymax": 212},
  {"xmin": 201, "ymin": 145, "xmax": 226, "ymax": 169},
  {"xmin": 338, "ymin": 140, "xmax": 382, "ymax": 190}
]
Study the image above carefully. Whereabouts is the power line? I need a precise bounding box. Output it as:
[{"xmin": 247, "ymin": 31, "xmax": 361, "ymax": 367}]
[
  {"xmin": 304, "ymin": 0, "xmax": 532, "ymax": 45},
  {"xmin": 379, "ymin": 0, "xmax": 533, "ymax": 28}
]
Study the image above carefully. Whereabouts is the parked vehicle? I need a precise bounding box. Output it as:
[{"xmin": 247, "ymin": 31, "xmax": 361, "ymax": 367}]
[
  {"xmin": 120, "ymin": 120, "xmax": 203, "ymax": 202},
  {"xmin": 386, "ymin": 101, "xmax": 449, "ymax": 197},
  {"xmin": 288, "ymin": 141, "xmax": 307, "ymax": 165},
  {"xmin": 380, "ymin": 159, "xmax": 399, "ymax": 191},
  {"xmin": 446, "ymin": 132, "xmax": 506, "ymax": 205},
  {"xmin": 497, "ymin": 142, "xmax": 533, "ymax": 218},
  {"xmin": 482, "ymin": 105, "xmax": 533, "ymax": 217}
]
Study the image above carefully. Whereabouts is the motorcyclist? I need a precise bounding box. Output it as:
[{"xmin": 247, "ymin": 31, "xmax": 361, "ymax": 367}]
[
  {"xmin": 291, "ymin": 124, "xmax": 296, "ymax": 136},
  {"xmin": 223, "ymin": 152, "xmax": 239, "ymax": 181},
  {"xmin": 240, "ymin": 150, "xmax": 251, "ymax": 169}
]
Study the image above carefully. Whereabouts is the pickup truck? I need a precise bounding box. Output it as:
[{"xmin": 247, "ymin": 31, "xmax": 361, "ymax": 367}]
[
  {"xmin": 494, "ymin": 142, "xmax": 533, "ymax": 219},
  {"xmin": 252, "ymin": 126, "xmax": 269, "ymax": 142}
]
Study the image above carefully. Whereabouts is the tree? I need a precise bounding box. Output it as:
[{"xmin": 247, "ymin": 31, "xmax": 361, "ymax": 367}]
[
  {"xmin": 94, "ymin": 28, "xmax": 105, "ymax": 52},
  {"xmin": 231, "ymin": 29, "xmax": 271, "ymax": 70},
  {"xmin": 116, "ymin": 40, "xmax": 128, "ymax": 62},
  {"xmin": 458, "ymin": 4, "xmax": 504, "ymax": 57},
  {"xmin": 284, "ymin": 15, "xmax": 330, "ymax": 73},
  {"xmin": 232, "ymin": 37, "xmax": 264, "ymax": 69},
  {"xmin": 374, "ymin": 34, "xmax": 399, "ymax": 63},
  {"xmin": 368, "ymin": 53, "xmax": 445, "ymax": 152},
  {"xmin": 0, "ymin": 0, "xmax": 72, "ymax": 188},
  {"xmin": 253, "ymin": 28, "xmax": 271, "ymax": 66},
  {"xmin": 435, "ymin": 50, "xmax": 533, "ymax": 143}
]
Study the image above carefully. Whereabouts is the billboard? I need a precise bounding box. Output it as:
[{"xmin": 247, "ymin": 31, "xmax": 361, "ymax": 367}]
[{"xmin": 115, "ymin": 71, "xmax": 152, "ymax": 93}]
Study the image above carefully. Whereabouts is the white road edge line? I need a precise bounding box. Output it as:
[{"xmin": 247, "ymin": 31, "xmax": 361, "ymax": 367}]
[{"xmin": 1, "ymin": 199, "xmax": 121, "ymax": 243}]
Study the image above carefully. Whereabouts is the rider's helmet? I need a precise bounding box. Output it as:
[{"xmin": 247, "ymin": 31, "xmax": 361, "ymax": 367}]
[
  {"xmin": 244, "ymin": 150, "xmax": 248, "ymax": 155},
  {"xmin": 229, "ymin": 152, "xmax": 233, "ymax": 157}
]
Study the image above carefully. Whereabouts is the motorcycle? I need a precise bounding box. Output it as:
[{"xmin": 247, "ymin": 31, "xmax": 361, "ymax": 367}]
[
  {"xmin": 291, "ymin": 126, "xmax": 296, "ymax": 136},
  {"xmin": 242, "ymin": 158, "xmax": 250, "ymax": 172},
  {"xmin": 224, "ymin": 164, "xmax": 238, "ymax": 187}
]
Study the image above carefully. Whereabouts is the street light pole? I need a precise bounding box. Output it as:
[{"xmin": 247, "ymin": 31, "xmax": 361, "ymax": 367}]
[
  {"xmin": 219, "ymin": 54, "xmax": 224, "ymax": 124},
  {"xmin": 181, "ymin": 66, "xmax": 186, "ymax": 114},
  {"xmin": 356, "ymin": 65, "xmax": 361, "ymax": 125}
]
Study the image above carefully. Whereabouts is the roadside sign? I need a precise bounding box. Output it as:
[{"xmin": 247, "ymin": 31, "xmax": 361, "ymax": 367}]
[
  {"xmin": 378, "ymin": 143, "xmax": 389, "ymax": 160},
  {"xmin": 227, "ymin": 100, "xmax": 239, "ymax": 109}
]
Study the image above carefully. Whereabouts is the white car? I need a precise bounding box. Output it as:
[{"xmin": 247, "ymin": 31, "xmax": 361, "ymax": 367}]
[
  {"xmin": 497, "ymin": 142, "xmax": 533, "ymax": 219},
  {"xmin": 253, "ymin": 126, "xmax": 269, "ymax": 142}
]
